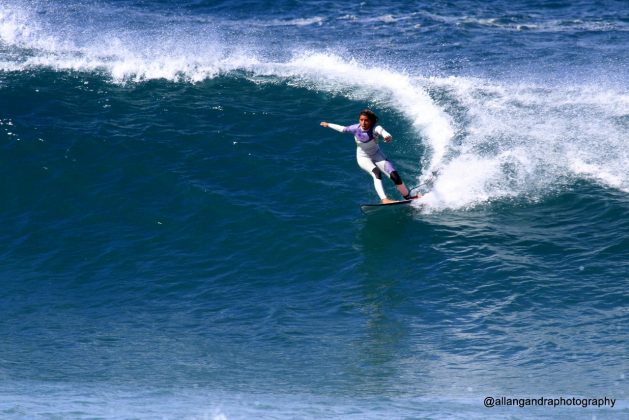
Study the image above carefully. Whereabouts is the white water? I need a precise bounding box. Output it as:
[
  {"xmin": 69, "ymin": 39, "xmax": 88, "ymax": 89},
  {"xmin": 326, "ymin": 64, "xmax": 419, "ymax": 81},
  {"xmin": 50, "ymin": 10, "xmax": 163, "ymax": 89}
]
[{"xmin": 418, "ymin": 76, "xmax": 629, "ymax": 209}]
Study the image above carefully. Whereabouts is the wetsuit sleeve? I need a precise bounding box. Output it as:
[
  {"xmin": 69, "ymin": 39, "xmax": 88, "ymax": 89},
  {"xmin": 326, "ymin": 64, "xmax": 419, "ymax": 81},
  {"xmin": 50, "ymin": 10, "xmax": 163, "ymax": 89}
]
[
  {"xmin": 375, "ymin": 125, "xmax": 391, "ymax": 139},
  {"xmin": 326, "ymin": 123, "xmax": 346, "ymax": 133}
]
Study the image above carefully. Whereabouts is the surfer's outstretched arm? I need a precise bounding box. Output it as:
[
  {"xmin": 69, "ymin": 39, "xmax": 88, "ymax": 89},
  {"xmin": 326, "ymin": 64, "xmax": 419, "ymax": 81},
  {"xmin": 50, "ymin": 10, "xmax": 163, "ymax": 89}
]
[{"xmin": 320, "ymin": 122, "xmax": 345, "ymax": 133}]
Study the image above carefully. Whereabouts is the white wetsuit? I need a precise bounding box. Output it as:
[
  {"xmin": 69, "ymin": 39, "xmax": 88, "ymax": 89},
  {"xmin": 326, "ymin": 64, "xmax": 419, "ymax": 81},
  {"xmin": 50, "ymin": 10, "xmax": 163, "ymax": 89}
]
[{"xmin": 327, "ymin": 123, "xmax": 397, "ymax": 200}]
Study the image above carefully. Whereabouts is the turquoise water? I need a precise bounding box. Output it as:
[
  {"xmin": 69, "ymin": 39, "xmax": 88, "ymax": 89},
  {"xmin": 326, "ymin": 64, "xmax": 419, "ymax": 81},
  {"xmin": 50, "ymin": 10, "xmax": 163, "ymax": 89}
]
[{"xmin": 1, "ymin": 0, "xmax": 628, "ymax": 418}]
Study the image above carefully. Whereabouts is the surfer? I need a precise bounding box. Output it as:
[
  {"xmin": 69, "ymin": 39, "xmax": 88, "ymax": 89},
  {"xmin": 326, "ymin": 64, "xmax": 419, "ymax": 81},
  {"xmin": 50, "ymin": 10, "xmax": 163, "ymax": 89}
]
[{"xmin": 320, "ymin": 109, "xmax": 416, "ymax": 204}]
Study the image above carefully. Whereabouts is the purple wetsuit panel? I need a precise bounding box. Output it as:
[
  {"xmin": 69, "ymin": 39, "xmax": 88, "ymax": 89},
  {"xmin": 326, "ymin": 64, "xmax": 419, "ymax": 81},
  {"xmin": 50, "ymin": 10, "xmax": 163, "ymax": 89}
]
[{"xmin": 343, "ymin": 124, "xmax": 374, "ymax": 143}]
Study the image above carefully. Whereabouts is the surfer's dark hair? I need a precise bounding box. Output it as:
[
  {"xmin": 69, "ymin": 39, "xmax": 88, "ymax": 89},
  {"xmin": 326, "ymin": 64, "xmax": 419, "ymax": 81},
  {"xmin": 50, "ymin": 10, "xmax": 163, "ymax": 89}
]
[{"xmin": 359, "ymin": 109, "xmax": 378, "ymax": 125}]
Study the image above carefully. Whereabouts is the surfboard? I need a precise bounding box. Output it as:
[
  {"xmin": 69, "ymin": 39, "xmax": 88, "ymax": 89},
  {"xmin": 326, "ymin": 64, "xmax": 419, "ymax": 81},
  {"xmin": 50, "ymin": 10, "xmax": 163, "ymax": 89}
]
[{"xmin": 360, "ymin": 198, "xmax": 419, "ymax": 215}]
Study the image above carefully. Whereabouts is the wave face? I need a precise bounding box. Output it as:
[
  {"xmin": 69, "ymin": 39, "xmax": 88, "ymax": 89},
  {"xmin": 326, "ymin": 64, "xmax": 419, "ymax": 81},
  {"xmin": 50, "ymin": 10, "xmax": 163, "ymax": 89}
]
[
  {"xmin": 1, "ymin": 0, "xmax": 628, "ymax": 418},
  {"xmin": 2, "ymin": 0, "xmax": 627, "ymax": 207}
]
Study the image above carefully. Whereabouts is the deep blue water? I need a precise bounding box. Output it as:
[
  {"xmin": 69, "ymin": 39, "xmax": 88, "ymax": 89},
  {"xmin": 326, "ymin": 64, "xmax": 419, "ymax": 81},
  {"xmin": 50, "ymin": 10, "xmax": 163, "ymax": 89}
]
[{"xmin": 1, "ymin": 0, "xmax": 628, "ymax": 418}]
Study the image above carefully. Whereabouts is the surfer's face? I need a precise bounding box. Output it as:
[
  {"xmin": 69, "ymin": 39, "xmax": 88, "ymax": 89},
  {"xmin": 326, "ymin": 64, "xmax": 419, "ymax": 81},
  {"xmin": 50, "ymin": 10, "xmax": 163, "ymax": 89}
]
[{"xmin": 359, "ymin": 115, "xmax": 372, "ymax": 130}]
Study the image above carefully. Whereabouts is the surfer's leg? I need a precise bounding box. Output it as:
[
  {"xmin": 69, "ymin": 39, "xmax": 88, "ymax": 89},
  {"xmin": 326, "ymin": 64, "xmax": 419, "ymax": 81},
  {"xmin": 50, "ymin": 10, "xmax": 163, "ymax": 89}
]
[
  {"xmin": 390, "ymin": 171, "xmax": 412, "ymax": 197},
  {"xmin": 356, "ymin": 153, "xmax": 387, "ymax": 200},
  {"xmin": 376, "ymin": 159, "xmax": 411, "ymax": 198}
]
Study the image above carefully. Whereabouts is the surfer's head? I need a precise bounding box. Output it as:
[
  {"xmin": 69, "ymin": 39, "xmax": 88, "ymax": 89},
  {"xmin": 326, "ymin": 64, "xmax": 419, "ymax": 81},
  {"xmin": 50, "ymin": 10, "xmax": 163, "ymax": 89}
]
[{"xmin": 359, "ymin": 109, "xmax": 378, "ymax": 130}]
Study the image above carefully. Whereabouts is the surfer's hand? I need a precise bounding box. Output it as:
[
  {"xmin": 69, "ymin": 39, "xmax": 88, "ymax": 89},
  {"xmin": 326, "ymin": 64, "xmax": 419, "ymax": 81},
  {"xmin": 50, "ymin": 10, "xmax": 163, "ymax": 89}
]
[
  {"xmin": 384, "ymin": 135, "xmax": 392, "ymax": 143},
  {"xmin": 320, "ymin": 122, "xmax": 328, "ymax": 127}
]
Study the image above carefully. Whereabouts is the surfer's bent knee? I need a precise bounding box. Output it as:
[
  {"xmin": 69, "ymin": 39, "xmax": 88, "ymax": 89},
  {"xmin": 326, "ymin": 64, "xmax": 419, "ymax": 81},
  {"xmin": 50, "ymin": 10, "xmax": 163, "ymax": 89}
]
[
  {"xmin": 371, "ymin": 167, "xmax": 382, "ymax": 179},
  {"xmin": 390, "ymin": 170, "xmax": 403, "ymax": 185}
]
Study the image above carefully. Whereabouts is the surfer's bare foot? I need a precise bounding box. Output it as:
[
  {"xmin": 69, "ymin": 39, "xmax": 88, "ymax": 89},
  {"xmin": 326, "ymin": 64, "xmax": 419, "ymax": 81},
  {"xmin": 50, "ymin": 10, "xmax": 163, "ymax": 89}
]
[{"xmin": 381, "ymin": 198, "xmax": 397, "ymax": 204}]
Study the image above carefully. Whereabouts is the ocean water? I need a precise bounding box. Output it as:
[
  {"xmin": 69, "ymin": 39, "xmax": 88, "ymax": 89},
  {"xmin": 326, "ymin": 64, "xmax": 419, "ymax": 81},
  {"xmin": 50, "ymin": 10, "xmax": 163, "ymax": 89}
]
[{"xmin": 1, "ymin": 0, "xmax": 628, "ymax": 418}]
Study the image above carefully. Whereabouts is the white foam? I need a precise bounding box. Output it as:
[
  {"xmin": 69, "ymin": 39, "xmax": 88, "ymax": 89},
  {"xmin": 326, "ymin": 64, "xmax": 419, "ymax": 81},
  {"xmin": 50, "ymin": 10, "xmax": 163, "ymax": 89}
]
[
  {"xmin": 0, "ymin": 7, "xmax": 30, "ymax": 46},
  {"xmin": 0, "ymin": 6, "xmax": 65, "ymax": 53},
  {"xmin": 266, "ymin": 17, "xmax": 325, "ymax": 27},
  {"xmin": 416, "ymin": 76, "xmax": 629, "ymax": 210}
]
